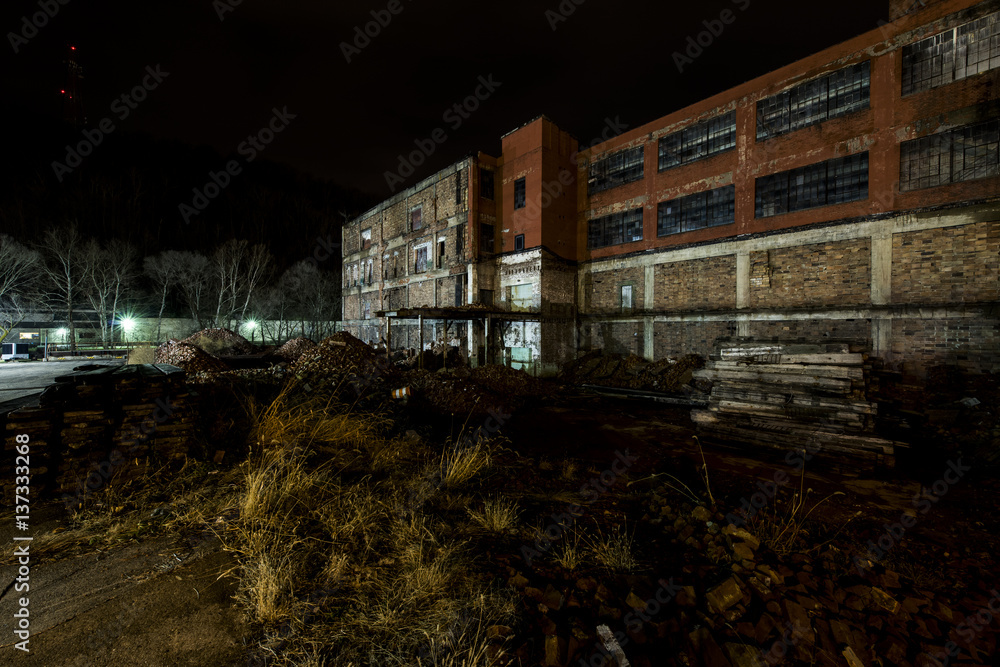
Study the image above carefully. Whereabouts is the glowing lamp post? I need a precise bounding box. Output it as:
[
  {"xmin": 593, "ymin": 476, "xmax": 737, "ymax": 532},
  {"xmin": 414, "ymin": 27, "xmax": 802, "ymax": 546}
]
[{"xmin": 245, "ymin": 320, "xmax": 258, "ymax": 344}]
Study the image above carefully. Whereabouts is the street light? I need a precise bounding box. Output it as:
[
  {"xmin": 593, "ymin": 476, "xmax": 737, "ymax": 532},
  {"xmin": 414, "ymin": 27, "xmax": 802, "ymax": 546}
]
[{"xmin": 245, "ymin": 320, "xmax": 258, "ymax": 344}]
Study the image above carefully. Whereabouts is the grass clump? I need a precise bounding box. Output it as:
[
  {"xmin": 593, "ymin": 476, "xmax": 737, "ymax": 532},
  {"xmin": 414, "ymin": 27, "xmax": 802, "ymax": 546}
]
[{"xmin": 468, "ymin": 497, "xmax": 519, "ymax": 532}]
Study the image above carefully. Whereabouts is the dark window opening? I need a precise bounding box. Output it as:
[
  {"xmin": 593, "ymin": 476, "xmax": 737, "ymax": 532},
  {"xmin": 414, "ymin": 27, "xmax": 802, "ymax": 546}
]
[
  {"xmin": 587, "ymin": 208, "xmax": 644, "ymax": 250},
  {"xmin": 588, "ymin": 146, "xmax": 644, "ymax": 195},
  {"xmin": 902, "ymin": 11, "xmax": 1000, "ymax": 96},
  {"xmin": 437, "ymin": 240, "xmax": 446, "ymax": 268},
  {"xmin": 755, "ymin": 152, "xmax": 869, "ymax": 218},
  {"xmin": 900, "ymin": 119, "xmax": 999, "ymax": 191},
  {"xmin": 757, "ymin": 62, "xmax": 870, "ymax": 139},
  {"xmin": 658, "ymin": 111, "xmax": 736, "ymax": 171},
  {"xmin": 479, "ymin": 289, "xmax": 494, "ymax": 307},
  {"xmin": 456, "ymin": 226, "xmax": 465, "ymax": 258},
  {"xmin": 514, "ymin": 178, "xmax": 526, "ymax": 209},
  {"xmin": 657, "ymin": 185, "xmax": 736, "ymax": 236},
  {"xmin": 480, "ymin": 168, "xmax": 495, "ymax": 200},
  {"xmin": 514, "ymin": 234, "xmax": 525, "ymax": 251},
  {"xmin": 480, "ymin": 223, "xmax": 495, "ymax": 253},
  {"xmin": 411, "ymin": 206, "xmax": 423, "ymax": 231},
  {"xmin": 455, "ymin": 172, "xmax": 462, "ymax": 205}
]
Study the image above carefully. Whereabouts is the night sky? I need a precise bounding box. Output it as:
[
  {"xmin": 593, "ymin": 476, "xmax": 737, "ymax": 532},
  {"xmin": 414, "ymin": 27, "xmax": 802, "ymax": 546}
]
[{"xmin": 3, "ymin": 0, "xmax": 888, "ymax": 199}]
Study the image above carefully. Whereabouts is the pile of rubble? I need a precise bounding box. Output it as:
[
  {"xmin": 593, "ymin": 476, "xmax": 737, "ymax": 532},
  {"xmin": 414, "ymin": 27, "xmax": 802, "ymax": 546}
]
[
  {"xmin": 181, "ymin": 327, "xmax": 256, "ymax": 356},
  {"xmin": 154, "ymin": 340, "xmax": 229, "ymax": 374},
  {"xmin": 505, "ymin": 489, "xmax": 1000, "ymax": 666},
  {"xmin": 291, "ymin": 331, "xmax": 399, "ymax": 397},
  {"xmin": 274, "ymin": 337, "xmax": 317, "ymax": 362},
  {"xmin": 560, "ymin": 351, "xmax": 706, "ymax": 393}
]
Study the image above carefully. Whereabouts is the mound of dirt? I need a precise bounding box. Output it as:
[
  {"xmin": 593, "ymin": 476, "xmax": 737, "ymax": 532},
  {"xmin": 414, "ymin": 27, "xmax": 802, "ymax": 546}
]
[
  {"xmin": 291, "ymin": 331, "xmax": 399, "ymax": 396},
  {"xmin": 468, "ymin": 364, "xmax": 552, "ymax": 398},
  {"xmin": 154, "ymin": 340, "xmax": 229, "ymax": 374},
  {"xmin": 181, "ymin": 328, "xmax": 255, "ymax": 356},
  {"xmin": 274, "ymin": 337, "xmax": 317, "ymax": 362},
  {"xmin": 403, "ymin": 369, "xmax": 508, "ymax": 419},
  {"xmin": 560, "ymin": 351, "xmax": 705, "ymax": 393}
]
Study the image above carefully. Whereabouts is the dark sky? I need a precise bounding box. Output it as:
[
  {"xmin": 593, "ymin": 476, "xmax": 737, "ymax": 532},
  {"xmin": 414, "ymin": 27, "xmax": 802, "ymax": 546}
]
[{"xmin": 3, "ymin": 0, "xmax": 888, "ymax": 198}]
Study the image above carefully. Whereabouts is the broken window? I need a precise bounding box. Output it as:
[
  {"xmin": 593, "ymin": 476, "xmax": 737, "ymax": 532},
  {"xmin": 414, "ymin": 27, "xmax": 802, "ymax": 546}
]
[
  {"xmin": 411, "ymin": 206, "xmax": 423, "ymax": 231},
  {"xmin": 754, "ymin": 152, "xmax": 868, "ymax": 218},
  {"xmin": 514, "ymin": 177, "xmax": 526, "ymax": 209},
  {"xmin": 657, "ymin": 185, "xmax": 736, "ymax": 237},
  {"xmin": 588, "ymin": 146, "xmax": 644, "ymax": 195},
  {"xmin": 363, "ymin": 300, "xmax": 371, "ymax": 320},
  {"xmin": 658, "ymin": 112, "xmax": 736, "ymax": 171},
  {"xmin": 757, "ymin": 62, "xmax": 870, "ymax": 139},
  {"xmin": 588, "ymin": 208, "xmax": 643, "ymax": 250},
  {"xmin": 514, "ymin": 234, "xmax": 525, "ymax": 251},
  {"xmin": 361, "ymin": 228, "xmax": 372, "ymax": 250},
  {"xmin": 621, "ymin": 284, "xmax": 633, "ymax": 312},
  {"xmin": 481, "ymin": 169, "xmax": 495, "ymax": 200},
  {"xmin": 511, "ymin": 284, "xmax": 532, "ymax": 312},
  {"xmin": 480, "ymin": 223, "xmax": 495, "ymax": 253},
  {"xmin": 438, "ymin": 239, "xmax": 446, "ymax": 268},
  {"xmin": 366, "ymin": 258, "xmax": 373, "ymax": 284},
  {"xmin": 900, "ymin": 119, "xmax": 999, "ymax": 191},
  {"xmin": 903, "ymin": 10, "xmax": 1000, "ymax": 96},
  {"xmin": 414, "ymin": 245, "xmax": 429, "ymax": 273}
]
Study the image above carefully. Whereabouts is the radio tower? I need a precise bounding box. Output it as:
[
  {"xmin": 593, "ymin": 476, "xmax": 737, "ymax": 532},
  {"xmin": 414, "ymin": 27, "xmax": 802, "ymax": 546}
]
[{"xmin": 61, "ymin": 44, "xmax": 86, "ymax": 127}]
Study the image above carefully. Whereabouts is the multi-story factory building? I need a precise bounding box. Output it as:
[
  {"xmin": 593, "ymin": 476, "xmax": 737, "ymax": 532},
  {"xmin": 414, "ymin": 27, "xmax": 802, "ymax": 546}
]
[{"xmin": 341, "ymin": 0, "xmax": 999, "ymax": 378}]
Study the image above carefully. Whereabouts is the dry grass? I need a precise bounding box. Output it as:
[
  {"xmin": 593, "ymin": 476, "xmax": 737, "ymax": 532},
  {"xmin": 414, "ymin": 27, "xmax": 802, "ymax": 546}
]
[
  {"xmin": 586, "ymin": 524, "xmax": 637, "ymax": 571},
  {"xmin": 552, "ymin": 530, "xmax": 584, "ymax": 571},
  {"xmin": 468, "ymin": 497, "xmax": 519, "ymax": 532},
  {"xmin": 560, "ymin": 459, "xmax": 577, "ymax": 481},
  {"xmin": 226, "ymin": 383, "xmax": 516, "ymax": 665},
  {"xmin": 439, "ymin": 441, "xmax": 492, "ymax": 488},
  {"xmin": 742, "ymin": 460, "xmax": 848, "ymax": 556}
]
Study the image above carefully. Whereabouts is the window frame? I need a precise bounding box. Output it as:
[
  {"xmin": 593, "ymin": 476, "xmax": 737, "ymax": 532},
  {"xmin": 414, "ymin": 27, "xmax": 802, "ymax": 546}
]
[
  {"xmin": 658, "ymin": 111, "xmax": 736, "ymax": 172},
  {"xmin": 514, "ymin": 234, "xmax": 525, "ymax": 251},
  {"xmin": 757, "ymin": 61, "xmax": 870, "ymax": 140},
  {"xmin": 410, "ymin": 205, "xmax": 423, "ymax": 232},
  {"xmin": 514, "ymin": 177, "xmax": 526, "ymax": 209},
  {"xmin": 588, "ymin": 146, "xmax": 645, "ymax": 195}
]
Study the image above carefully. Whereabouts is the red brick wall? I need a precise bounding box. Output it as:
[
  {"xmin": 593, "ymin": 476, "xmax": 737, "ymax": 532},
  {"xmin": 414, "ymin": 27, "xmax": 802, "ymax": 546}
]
[
  {"xmin": 892, "ymin": 317, "xmax": 1000, "ymax": 376},
  {"xmin": 750, "ymin": 239, "xmax": 871, "ymax": 309},
  {"xmin": 654, "ymin": 256, "xmax": 737, "ymax": 311},
  {"xmin": 653, "ymin": 321, "xmax": 733, "ymax": 359},
  {"xmin": 891, "ymin": 221, "xmax": 1000, "ymax": 305}
]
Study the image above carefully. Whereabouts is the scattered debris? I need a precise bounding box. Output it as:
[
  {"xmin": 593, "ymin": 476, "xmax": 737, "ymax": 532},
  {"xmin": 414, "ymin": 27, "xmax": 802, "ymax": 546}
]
[{"xmin": 273, "ymin": 336, "xmax": 317, "ymax": 362}]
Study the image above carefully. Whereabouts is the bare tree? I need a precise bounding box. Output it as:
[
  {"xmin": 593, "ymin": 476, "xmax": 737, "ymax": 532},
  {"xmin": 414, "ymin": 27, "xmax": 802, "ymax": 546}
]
[
  {"xmin": 0, "ymin": 235, "xmax": 41, "ymax": 347},
  {"xmin": 144, "ymin": 250, "xmax": 185, "ymax": 342},
  {"xmin": 173, "ymin": 251, "xmax": 212, "ymax": 330},
  {"xmin": 36, "ymin": 225, "xmax": 86, "ymax": 352},
  {"xmin": 83, "ymin": 239, "xmax": 137, "ymax": 346},
  {"xmin": 279, "ymin": 260, "xmax": 338, "ymax": 341},
  {"xmin": 210, "ymin": 240, "xmax": 274, "ymax": 329}
]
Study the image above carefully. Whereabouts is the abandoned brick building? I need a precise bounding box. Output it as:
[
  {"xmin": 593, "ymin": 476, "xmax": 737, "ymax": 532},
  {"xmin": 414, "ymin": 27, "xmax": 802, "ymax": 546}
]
[{"xmin": 341, "ymin": 0, "xmax": 999, "ymax": 377}]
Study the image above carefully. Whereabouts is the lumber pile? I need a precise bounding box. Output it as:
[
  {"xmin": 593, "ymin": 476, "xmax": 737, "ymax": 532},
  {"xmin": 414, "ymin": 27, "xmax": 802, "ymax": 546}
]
[
  {"xmin": 2, "ymin": 364, "xmax": 197, "ymax": 502},
  {"xmin": 691, "ymin": 343, "xmax": 904, "ymax": 467}
]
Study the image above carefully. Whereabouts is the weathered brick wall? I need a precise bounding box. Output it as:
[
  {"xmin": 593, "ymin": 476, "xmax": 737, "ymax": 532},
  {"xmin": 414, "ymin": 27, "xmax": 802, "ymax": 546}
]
[
  {"xmin": 654, "ymin": 256, "xmax": 736, "ymax": 311},
  {"xmin": 589, "ymin": 267, "xmax": 643, "ymax": 314},
  {"xmin": 891, "ymin": 221, "xmax": 1000, "ymax": 306},
  {"xmin": 748, "ymin": 319, "xmax": 871, "ymax": 345},
  {"xmin": 891, "ymin": 317, "xmax": 1000, "ymax": 377},
  {"xmin": 434, "ymin": 168, "xmax": 468, "ymax": 222},
  {"xmin": 583, "ymin": 321, "xmax": 644, "ymax": 356},
  {"xmin": 435, "ymin": 275, "xmax": 465, "ymax": 308},
  {"xmin": 408, "ymin": 279, "xmax": 435, "ymax": 308},
  {"xmin": 750, "ymin": 240, "xmax": 871, "ymax": 309},
  {"xmin": 653, "ymin": 321, "xmax": 733, "ymax": 359},
  {"xmin": 343, "ymin": 293, "xmax": 360, "ymax": 321}
]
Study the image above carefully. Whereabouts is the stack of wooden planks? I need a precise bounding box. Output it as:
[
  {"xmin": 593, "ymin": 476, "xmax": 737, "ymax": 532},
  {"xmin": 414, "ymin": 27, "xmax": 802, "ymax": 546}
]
[
  {"xmin": 691, "ymin": 342, "xmax": 905, "ymax": 467},
  {"xmin": 1, "ymin": 364, "xmax": 197, "ymax": 502}
]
